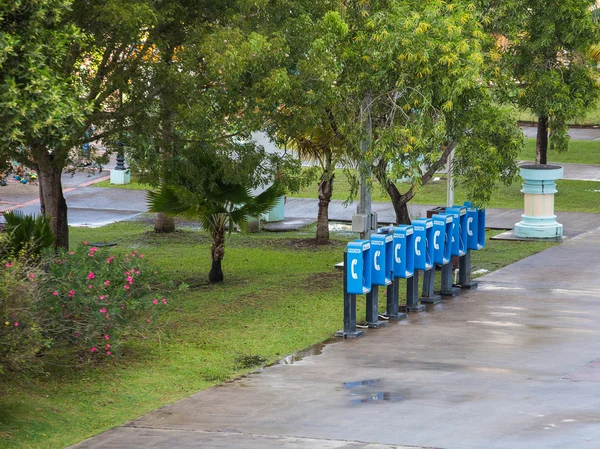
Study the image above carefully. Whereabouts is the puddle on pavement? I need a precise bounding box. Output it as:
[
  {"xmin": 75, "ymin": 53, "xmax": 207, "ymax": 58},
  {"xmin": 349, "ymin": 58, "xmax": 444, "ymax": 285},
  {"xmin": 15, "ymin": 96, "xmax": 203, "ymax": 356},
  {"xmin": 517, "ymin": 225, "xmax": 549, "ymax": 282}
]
[
  {"xmin": 351, "ymin": 392, "xmax": 402, "ymax": 404},
  {"xmin": 344, "ymin": 379, "xmax": 381, "ymax": 389},
  {"xmin": 277, "ymin": 339, "xmax": 336, "ymax": 365}
]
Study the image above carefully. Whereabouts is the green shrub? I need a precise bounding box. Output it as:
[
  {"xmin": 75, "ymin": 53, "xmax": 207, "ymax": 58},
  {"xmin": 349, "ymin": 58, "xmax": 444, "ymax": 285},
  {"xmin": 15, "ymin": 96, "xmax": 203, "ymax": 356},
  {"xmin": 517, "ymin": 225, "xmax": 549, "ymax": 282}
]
[
  {"xmin": 41, "ymin": 242, "xmax": 167, "ymax": 359},
  {"xmin": 0, "ymin": 260, "xmax": 49, "ymax": 376},
  {"xmin": 1, "ymin": 211, "xmax": 55, "ymax": 259}
]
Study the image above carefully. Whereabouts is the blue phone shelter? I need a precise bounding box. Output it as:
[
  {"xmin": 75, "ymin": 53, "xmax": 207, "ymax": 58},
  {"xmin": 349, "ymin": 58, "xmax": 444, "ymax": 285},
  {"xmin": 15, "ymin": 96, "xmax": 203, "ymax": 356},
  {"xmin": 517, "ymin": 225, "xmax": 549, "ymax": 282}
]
[
  {"xmin": 392, "ymin": 225, "xmax": 414, "ymax": 279},
  {"xmin": 346, "ymin": 240, "xmax": 372, "ymax": 294},
  {"xmin": 432, "ymin": 213, "xmax": 453, "ymax": 265},
  {"xmin": 412, "ymin": 218, "xmax": 433, "ymax": 271},
  {"xmin": 446, "ymin": 206, "xmax": 467, "ymax": 257},
  {"xmin": 370, "ymin": 234, "xmax": 393, "ymax": 286}
]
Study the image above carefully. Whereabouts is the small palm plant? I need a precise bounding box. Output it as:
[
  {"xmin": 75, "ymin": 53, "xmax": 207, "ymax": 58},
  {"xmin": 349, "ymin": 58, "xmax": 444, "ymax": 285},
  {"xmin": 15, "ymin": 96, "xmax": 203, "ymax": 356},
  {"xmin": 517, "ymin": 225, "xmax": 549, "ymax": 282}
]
[
  {"xmin": 1, "ymin": 211, "xmax": 55, "ymax": 259},
  {"xmin": 147, "ymin": 157, "xmax": 282, "ymax": 283}
]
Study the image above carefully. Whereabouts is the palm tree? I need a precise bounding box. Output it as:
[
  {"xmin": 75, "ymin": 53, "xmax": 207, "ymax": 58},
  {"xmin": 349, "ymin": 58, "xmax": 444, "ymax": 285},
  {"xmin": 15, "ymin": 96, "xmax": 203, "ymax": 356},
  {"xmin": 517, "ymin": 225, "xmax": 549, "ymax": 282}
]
[
  {"xmin": 284, "ymin": 119, "xmax": 346, "ymax": 244},
  {"xmin": 147, "ymin": 154, "xmax": 282, "ymax": 283}
]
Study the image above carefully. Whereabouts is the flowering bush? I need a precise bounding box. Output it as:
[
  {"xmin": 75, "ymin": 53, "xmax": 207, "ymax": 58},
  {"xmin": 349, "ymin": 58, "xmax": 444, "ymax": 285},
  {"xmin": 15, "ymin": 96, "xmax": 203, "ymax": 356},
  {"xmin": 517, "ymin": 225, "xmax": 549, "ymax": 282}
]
[
  {"xmin": 42, "ymin": 243, "xmax": 167, "ymax": 358},
  {"xmin": 0, "ymin": 259, "xmax": 49, "ymax": 376}
]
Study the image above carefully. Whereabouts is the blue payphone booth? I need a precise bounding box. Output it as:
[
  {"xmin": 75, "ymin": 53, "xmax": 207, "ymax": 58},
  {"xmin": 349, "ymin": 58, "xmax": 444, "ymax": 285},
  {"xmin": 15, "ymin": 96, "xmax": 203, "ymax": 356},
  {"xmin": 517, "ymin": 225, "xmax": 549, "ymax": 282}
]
[
  {"xmin": 392, "ymin": 225, "xmax": 414, "ymax": 279},
  {"xmin": 346, "ymin": 240, "xmax": 372, "ymax": 295},
  {"xmin": 465, "ymin": 202, "xmax": 486, "ymax": 251},
  {"xmin": 459, "ymin": 202, "xmax": 486, "ymax": 290},
  {"xmin": 446, "ymin": 206, "xmax": 467, "ymax": 257},
  {"xmin": 412, "ymin": 218, "xmax": 433, "ymax": 271},
  {"xmin": 370, "ymin": 234, "xmax": 393, "ymax": 287},
  {"xmin": 337, "ymin": 240, "xmax": 372, "ymax": 338},
  {"xmin": 365, "ymin": 234, "xmax": 392, "ymax": 328},
  {"xmin": 432, "ymin": 213, "xmax": 453, "ymax": 266}
]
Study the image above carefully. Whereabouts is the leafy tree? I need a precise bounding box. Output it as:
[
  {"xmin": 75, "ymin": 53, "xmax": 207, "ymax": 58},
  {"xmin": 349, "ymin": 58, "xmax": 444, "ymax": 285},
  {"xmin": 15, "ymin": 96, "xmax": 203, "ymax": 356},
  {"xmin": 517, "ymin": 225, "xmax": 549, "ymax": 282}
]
[
  {"xmin": 0, "ymin": 0, "xmax": 158, "ymax": 248},
  {"xmin": 488, "ymin": 0, "xmax": 600, "ymax": 164},
  {"xmin": 147, "ymin": 151, "xmax": 283, "ymax": 283}
]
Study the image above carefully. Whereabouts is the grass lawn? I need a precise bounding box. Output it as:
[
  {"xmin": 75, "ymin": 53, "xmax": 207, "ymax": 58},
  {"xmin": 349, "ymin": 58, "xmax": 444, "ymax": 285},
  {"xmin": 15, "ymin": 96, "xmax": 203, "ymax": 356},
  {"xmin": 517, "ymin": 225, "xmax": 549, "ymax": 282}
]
[
  {"xmin": 92, "ymin": 175, "xmax": 152, "ymax": 190},
  {"xmin": 0, "ymin": 222, "xmax": 556, "ymax": 449}
]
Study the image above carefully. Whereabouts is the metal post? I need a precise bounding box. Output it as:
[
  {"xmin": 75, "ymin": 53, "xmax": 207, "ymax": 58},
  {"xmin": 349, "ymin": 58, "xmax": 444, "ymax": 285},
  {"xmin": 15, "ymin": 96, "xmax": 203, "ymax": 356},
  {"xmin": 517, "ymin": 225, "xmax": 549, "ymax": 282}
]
[
  {"xmin": 366, "ymin": 288, "xmax": 387, "ymax": 328},
  {"xmin": 358, "ymin": 93, "xmax": 373, "ymax": 240},
  {"xmin": 440, "ymin": 263, "xmax": 460, "ymax": 296},
  {"xmin": 401, "ymin": 271, "xmax": 426, "ymax": 312},
  {"xmin": 458, "ymin": 250, "xmax": 478, "ymax": 289},
  {"xmin": 336, "ymin": 252, "xmax": 365, "ymax": 338},
  {"xmin": 385, "ymin": 279, "xmax": 407, "ymax": 321},
  {"xmin": 420, "ymin": 268, "xmax": 441, "ymax": 304},
  {"xmin": 447, "ymin": 149, "xmax": 455, "ymax": 207}
]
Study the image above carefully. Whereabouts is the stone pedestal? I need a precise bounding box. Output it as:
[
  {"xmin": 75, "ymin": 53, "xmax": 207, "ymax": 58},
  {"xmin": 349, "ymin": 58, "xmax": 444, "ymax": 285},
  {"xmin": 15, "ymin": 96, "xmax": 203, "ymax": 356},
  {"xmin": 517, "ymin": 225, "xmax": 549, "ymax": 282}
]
[
  {"xmin": 110, "ymin": 169, "xmax": 130, "ymax": 185},
  {"xmin": 514, "ymin": 164, "xmax": 563, "ymax": 239}
]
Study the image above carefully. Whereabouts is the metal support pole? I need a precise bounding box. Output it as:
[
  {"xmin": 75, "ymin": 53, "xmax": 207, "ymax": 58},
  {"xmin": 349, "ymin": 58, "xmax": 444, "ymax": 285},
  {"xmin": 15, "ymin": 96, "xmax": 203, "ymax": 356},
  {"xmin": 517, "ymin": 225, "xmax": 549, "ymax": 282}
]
[
  {"xmin": 440, "ymin": 263, "xmax": 461, "ymax": 297},
  {"xmin": 386, "ymin": 279, "xmax": 407, "ymax": 321},
  {"xmin": 457, "ymin": 250, "xmax": 478, "ymax": 289},
  {"xmin": 366, "ymin": 288, "xmax": 387, "ymax": 328},
  {"xmin": 400, "ymin": 271, "xmax": 425, "ymax": 312},
  {"xmin": 420, "ymin": 268, "xmax": 442, "ymax": 304},
  {"xmin": 336, "ymin": 252, "xmax": 365, "ymax": 338},
  {"xmin": 358, "ymin": 93, "xmax": 373, "ymax": 240}
]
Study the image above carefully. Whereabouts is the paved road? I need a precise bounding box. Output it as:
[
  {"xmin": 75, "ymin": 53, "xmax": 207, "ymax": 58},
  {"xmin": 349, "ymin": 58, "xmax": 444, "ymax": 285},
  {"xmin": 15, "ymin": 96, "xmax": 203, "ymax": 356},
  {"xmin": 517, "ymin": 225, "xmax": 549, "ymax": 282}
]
[
  {"xmin": 521, "ymin": 126, "xmax": 600, "ymax": 141},
  {"xmin": 72, "ymin": 217, "xmax": 600, "ymax": 449}
]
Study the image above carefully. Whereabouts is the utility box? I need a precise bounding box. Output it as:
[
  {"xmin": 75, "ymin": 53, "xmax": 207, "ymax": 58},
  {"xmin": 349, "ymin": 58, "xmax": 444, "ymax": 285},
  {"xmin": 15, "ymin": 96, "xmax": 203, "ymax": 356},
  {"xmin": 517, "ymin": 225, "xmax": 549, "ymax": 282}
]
[
  {"xmin": 392, "ymin": 225, "xmax": 414, "ymax": 279},
  {"xmin": 370, "ymin": 234, "xmax": 393, "ymax": 286},
  {"xmin": 412, "ymin": 218, "xmax": 433, "ymax": 271},
  {"xmin": 352, "ymin": 214, "xmax": 369, "ymax": 233},
  {"xmin": 446, "ymin": 206, "xmax": 467, "ymax": 257},
  {"xmin": 432, "ymin": 213, "xmax": 453, "ymax": 265},
  {"xmin": 346, "ymin": 240, "xmax": 372, "ymax": 295}
]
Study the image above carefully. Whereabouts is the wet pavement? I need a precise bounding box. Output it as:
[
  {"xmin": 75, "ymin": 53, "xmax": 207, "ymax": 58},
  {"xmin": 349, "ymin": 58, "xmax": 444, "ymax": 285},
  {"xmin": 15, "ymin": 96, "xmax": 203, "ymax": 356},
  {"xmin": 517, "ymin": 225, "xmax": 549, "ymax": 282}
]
[
  {"xmin": 72, "ymin": 218, "xmax": 600, "ymax": 449},
  {"xmin": 521, "ymin": 126, "xmax": 600, "ymax": 141}
]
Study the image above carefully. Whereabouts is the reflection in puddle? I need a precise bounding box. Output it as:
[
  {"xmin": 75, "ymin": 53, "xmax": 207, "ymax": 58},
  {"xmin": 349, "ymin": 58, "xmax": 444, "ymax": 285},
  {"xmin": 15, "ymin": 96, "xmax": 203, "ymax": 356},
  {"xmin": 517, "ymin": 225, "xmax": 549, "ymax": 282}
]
[
  {"xmin": 351, "ymin": 392, "xmax": 402, "ymax": 404},
  {"xmin": 344, "ymin": 379, "xmax": 381, "ymax": 389}
]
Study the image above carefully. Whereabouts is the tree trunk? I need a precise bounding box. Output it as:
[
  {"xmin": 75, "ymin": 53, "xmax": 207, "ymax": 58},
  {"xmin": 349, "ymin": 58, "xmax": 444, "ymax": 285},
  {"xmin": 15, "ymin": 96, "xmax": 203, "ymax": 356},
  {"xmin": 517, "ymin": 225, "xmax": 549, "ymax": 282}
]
[
  {"xmin": 316, "ymin": 174, "xmax": 334, "ymax": 244},
  {"xmin": 36, "ymin": 149, "xmax": 68, "ymax": 249},
  {"xmin": 154, "ymin": 212, "xmax": 176, "ymax": 233},
  {"xmin": 536, "ymin": 114, "xmax": 549, "ymax": 165},
  {"xmin": 209, "ymin": 216, "xmax": 225, "ymax": 283},
  {"xmin": 374, "ymin": 160, "xmax": 411, "ymax": 224}
]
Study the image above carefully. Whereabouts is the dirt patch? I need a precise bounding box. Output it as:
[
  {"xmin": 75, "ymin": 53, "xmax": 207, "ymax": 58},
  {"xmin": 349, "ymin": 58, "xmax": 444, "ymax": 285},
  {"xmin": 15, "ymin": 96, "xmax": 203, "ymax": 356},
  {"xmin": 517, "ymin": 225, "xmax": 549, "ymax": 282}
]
[{"xmin": 283, "ymin": 238, "xmax": 345, "ymax": 250}]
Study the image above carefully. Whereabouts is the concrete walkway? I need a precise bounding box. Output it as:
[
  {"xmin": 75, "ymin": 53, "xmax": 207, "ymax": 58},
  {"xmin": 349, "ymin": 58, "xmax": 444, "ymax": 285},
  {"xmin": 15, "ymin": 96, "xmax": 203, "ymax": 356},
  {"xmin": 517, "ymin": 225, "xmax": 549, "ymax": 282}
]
[
  {"xmin": 72, "ymin": 220, "xmax": 600, "ymax": 449},
  {"xmin": 521, "ymin": 126, "xmax": 600, "ymax": 141}
]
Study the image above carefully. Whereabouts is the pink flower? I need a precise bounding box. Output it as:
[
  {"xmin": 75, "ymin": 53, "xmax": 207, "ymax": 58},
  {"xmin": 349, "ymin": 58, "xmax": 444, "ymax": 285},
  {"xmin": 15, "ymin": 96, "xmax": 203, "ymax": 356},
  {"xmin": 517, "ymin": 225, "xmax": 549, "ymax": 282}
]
[
  {"xmin": 146, "ymin": 319, "xmax": 151, "ymax": 323},
  {"xmin": 87, "ymin": 271, "xmax": 95, "ymax": 280},
  {"xmin": 99, "ymin": 295, "xmax": 105, "ymax": 300},
  {"xmin": 75, "ymin": 333, "xmax": 80, "ymax": 338},
  {"xmin": 99, "ymin": 308, "xmax": 107, "ymax": 314},
  {"xmin": 5, "ymin": 262, "xmax": 13, "ymax": 268},
  {"xmin": 121, "ymin": 305, "xmax": 125, "ymax": 310},
  {"xmin": 106, "ymin": 256, "xmax": 114, "ymax": 264},
  {"xmin": 104, "ymin": 335, "xmax": 110, "ymax": 340},
  {"xmin": 162, "ymin": 298, "xmax": 167, "ymax": 305},
  {"xmin": 123, "ymin": 285, "xmax": 130, "ymax": 290},
  {"xmin": 106, "ymin": 351, "xmax": 111, "ymax": 356},
  {"xmin": 88, "ymin": 284, "xmax": 93, "ymax": 289},
  {"xmin": 139, "ymin": 254, "xmax": 144, "ymax": 259},
  {"xmin": 68, "ymin": 290, "xmax": 76, "ymax": 298},
  {"xmin": 69, "ymin": 251, "xmax": 75, "ymax": 255},
  {"xmin": 105, "ymin": 344, "xmax": 111, "ymax": 350},
  {"xmin": 136, "ymin": 270, "xmax": 140, "ymax": 275},
  {"xmin": 104, "ymin": 280, "xmax": 110, "ymax": 286},
  {"xmin": 153, "ymin": 299, "xmax": 158, "ymax": 305},
  {"xmin": 53, "ymin": 291, "xmax": 58, "ymax": 296},
  {"xmin": 65, "ymin": 314, "xmax": 69, "ymax": 319},
  {"xmin": 83, "ymin": 241, "xmax": 87, "ymax": 245},
  {"xmin": 91, "ymin": 347, "xmax": 98, "ymax": 353},
  {"xmin": 126, "ymin": 276, "xmax": 133, "ymax": 283},
  {"xmin": 14, "ymin": 322, "xmax": 18, "ymax": 327},
  {"xmin": 28, "ymin": 273, "xmax": 35, "ymax": 280}
]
